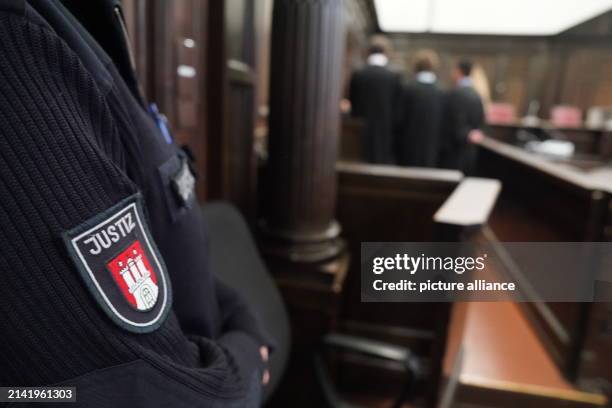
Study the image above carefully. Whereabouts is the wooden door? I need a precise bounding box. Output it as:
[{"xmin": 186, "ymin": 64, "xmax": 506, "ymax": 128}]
[
  {"xmin": 207, "ymin": 0, "xmax": 258, "ymax": 219},
  {"xmin": 122, "ymin": 0, "xmax": 262, "ymax": 215},
  {"xmin": 123, "ymin": 0, "xmax": 210, "ymax": 201}
]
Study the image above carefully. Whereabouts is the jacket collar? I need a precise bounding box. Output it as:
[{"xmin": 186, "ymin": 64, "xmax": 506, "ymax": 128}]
[{"xmin": 367, "ymin": 53, "xmax": 389, "ymax": 67}]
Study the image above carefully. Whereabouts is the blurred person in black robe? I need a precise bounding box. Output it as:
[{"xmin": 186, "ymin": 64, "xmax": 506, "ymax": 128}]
[
  {"xmin": 349, "ymin": 36, "xmax": 402, "ymax": 164},
  {"xmin": 440, "ymin": 59, "xmax": 485, "ymax": 174},
  {"xmin": 396, "ymin": 50, "xmax": 444, "ymax": 167}
]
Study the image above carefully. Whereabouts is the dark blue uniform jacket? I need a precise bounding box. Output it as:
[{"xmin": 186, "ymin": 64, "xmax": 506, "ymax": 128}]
[{"xmin": 0, "ymin": 0, "xmax": 271, "ymax": 406}]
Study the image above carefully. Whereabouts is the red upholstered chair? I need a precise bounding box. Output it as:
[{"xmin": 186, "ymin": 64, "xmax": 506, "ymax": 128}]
[
  {"xmin": 550, "ymin": 105, "xmax": 583, "ymax": 128},
  {"xmin": 486, "ymin": 103, "xmax": 516, "ymax": 125}
]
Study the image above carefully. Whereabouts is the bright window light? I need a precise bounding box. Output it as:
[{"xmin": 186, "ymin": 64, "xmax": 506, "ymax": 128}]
[
  {"xmin": 374, "ymin": 0, "xmax": 430, "ymax": 33},
  {"xmin": 375, "ymin": 0, "xmax": 612, "ymax": 35}
]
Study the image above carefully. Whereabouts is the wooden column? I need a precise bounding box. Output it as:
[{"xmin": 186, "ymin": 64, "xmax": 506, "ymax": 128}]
[
  {"xmin": 260, "ymin": 2, "xmax": 348, "ymax": 404},
  {"xmin": 262, "ymin": 0, "xmax": 346, "ymax": 267}
]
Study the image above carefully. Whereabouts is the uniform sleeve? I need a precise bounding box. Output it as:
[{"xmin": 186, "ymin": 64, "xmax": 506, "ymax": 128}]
[
  {"xmin": 215, "ymin": 278, "xmax": 276, "ymax": 349},
  {"xmin": 0, "ymin": 10, "xmax": 262, "ymax": 404}
]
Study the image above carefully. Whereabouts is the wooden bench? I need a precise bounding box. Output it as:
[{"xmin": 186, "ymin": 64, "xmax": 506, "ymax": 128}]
[{"xmin": 335, "ymin": 161, "xmax": 501, "ymax": 407}]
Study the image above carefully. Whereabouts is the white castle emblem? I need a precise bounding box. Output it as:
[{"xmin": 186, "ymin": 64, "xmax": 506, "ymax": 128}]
[{"xmin": 118, "ymin": 249, "xmax": 159, "ymax": 311}]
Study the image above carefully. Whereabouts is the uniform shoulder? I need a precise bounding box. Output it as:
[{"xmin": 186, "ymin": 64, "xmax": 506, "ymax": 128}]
[
  {"xmin": 0, "ymin": 0, "xmax": 54, "ymax": 34},
  {"xmin": 0, "ymin": 0, "xmax": 24, "ymax": 16}
]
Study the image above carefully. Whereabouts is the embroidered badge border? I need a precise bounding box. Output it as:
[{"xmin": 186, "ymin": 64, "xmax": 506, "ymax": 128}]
[{"xmin": 62, "ymin": 194, "xmax": 172, "ymax": 333}]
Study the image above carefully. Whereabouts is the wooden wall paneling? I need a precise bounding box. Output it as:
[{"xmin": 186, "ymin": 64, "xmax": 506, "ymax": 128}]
[
  {"xmin": 560, "ymin": 49, "xmax": 594, "ymax": 111},
  {"xmin": 342, "ymin": 0, "xmax": 376, "ymax": 97},
  {"xmin": 121, "ymin": 0, "xmax": 154, "ymax": 99},
  {"xmin": 591, "ymin": 78, "xmax": 612, "ymax": 107},
  {"xmin": 206, "ymin": 0, "xmax": 258, "ymax": 217},
  {"xmin": 254, "ymin": 0, "xmax": 273, "ymax": 133},
  {"xmin": 524, "ymin": 49, "xmax": 550, "ymax": 115},
  {"xmin": 226, "ymin": 69, "xmax": 257, "ymax": 219},
  {"xmin": 150, "ymin": 1, "xmax": 175, "ymax": 126},
  {"xmin": 559, "ymin": 48, "xmax": 612, "ymax": 112},
  {"xmin": 145, "ymin": 0, "xmax": 209, "ymax": 201},
  {"xmin": 164, "ymin": 0, "xmax": 205, "ymax": 142},
  {"xmin": 225, "ymin": 0, "xmax": 257, "ymax": 219},
  {"xmin": 122, "ymin": 0, "xmax": 211, "ymax": 200},
  {"xmin": 539, "ymin": 42, "xmax": 566, "ymax": 116},
  {"xmin": 390, "ymin": 35, "xmax": 539, "ymax": 80},
  {"xmin": 340, "ymin": 9, "xmax": 612, "ymax": 116},
  {"xmin": 384, "ymin": 24, "xmax": 612, "ymax": 119},
  {"xmin": 205, "ymin": 0, "xmax": 226, "ymax": 202},
  {"xmin": 562, "ymin": 10, "xmax": 612, "ymax": 36},
  {"xmin": 502, "ymin": 54, "xmax": 530, "ymax": 114}
]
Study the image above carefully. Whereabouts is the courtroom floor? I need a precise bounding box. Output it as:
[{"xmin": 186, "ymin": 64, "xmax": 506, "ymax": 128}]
[{"xmin": 452, "ymin": 302, "xmax": 607, "ymax": 408}]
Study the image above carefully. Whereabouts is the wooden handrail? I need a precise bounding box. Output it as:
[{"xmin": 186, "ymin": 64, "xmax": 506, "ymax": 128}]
[
  {"xmin": 336, "ymin": 161, "xmax": 463, "ymax": 183},
  {"xmin": 434, "ymin": 177, "xmax": 502, "ymax": 227}
]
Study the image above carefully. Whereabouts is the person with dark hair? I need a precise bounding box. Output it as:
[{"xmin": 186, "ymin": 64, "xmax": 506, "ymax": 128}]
[
  {"xmin": 457, "ymin": 60, "xmax": 474, "ymax": 77},
  {"xmin": 368, "ymin": 44, "xmax": 386, "ymax": 56},
  {"xmin": 396, "ymin": 49, "xmax": 444, "ymax": 167},
  {"xmin": 349, "ymin": 36, "xmax": 402, "ymax": 164},
  {"xmin": 440, "ymin": 59, "xmax": 485, "ymax": 173}
]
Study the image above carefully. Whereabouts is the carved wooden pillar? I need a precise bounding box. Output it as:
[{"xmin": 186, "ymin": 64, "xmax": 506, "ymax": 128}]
[
  {"xmin": 260, "ymin": 2, "xmax": 348, "ymax": 403},
  {"xmin": 262, "ymin": 0, "xmax": 346, "ymax": 263}
]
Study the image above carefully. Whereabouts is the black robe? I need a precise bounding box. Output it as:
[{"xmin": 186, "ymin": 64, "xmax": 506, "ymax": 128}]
[
  {"xmin": 396, "ymin": 80, "xmax": 444, "ymax": 167},
  {"xmin": 440, "ymin": 85, "xmax": 485, "ymax": 173},
  {"xmin": 349, "ymin": 64, "xmax": 402, "ymax": 164}
]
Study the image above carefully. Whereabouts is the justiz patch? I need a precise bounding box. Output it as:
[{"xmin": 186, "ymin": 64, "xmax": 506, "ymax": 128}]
[{"xmin": 63, "ymin": 194, "xmax": 172, "ymax": 333}]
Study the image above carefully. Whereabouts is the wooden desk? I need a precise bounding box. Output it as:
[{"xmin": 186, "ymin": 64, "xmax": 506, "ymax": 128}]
[
  {"xmin": 487, "ymin": 122, "xmax": 612, "ymax": 160},
  {"xmin": 475, "ymin": 136, "xmax": 612, "ymax": 393}
]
